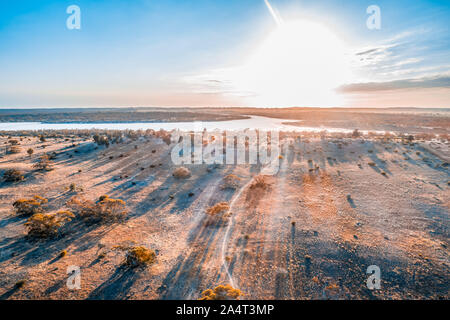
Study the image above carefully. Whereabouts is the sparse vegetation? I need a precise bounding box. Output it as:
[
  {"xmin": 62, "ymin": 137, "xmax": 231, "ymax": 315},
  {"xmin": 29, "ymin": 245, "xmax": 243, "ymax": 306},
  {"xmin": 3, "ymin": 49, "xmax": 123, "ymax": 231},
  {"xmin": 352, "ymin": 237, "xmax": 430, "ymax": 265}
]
[
  {"xmin": 25, "ymin": 211, "xmax": 74, "ymax": 238},
  {"xmin": 33, "ymin": 154, "xmax": 53, "ymax": 171},
  {"xmin": 206, "ymin": 202, "xmax": 230, "ymax": 216},
  {"xmin": 221, "ymin": 174, "xmax": 241, "ymax": 189},
  {"xmin": 173, "ymin": 167, "xmax": 191, "ymax": 179},
  {"xmin": 125, "ymin": 246, "xmax": 156, "ymax": 268},
  {"xmin": 199, "ymin": 284, "xmax": 242, "ymax": 300},
  {"xmin": 3, "ymin": 168, "xmax": 25, "ymax": 182},
  {"xmin": 68, "ymin": 195, "xmax": 127, "ymax": 222},
  {"xmin": 249, "ymin": 175, "xmax": 270, "ymax": 190},
  {"xmin": 7, "ymin": 145, "xmax": 21, "ymax": 154},
  {"xmin": 13, "ymin": 196, "xmax": 48, "ymax": 216}
]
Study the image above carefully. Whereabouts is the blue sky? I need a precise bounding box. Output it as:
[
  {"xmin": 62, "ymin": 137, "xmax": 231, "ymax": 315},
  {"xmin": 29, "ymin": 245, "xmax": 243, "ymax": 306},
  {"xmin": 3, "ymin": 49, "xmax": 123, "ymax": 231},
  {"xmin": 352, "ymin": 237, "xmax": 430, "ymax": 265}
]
[{"xmin": 0, "ymin": 0, "xmax": 449, "ymax": 108}]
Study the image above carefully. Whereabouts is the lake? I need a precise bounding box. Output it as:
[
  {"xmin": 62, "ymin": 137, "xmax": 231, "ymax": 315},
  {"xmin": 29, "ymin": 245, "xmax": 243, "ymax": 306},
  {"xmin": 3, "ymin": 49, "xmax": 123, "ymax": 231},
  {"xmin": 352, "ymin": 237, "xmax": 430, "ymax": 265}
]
[{"xmin": 0, "ymin": 116, "xmax": 367, "ymax": 133}]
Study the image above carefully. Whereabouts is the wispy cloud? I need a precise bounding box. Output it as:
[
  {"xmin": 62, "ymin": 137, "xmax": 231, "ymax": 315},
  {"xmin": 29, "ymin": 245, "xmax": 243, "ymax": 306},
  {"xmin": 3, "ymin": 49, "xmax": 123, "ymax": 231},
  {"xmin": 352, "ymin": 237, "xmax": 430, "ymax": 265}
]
[{"xmin": 337, "ymin": 75, "xmax": 450, "ymax": 93}]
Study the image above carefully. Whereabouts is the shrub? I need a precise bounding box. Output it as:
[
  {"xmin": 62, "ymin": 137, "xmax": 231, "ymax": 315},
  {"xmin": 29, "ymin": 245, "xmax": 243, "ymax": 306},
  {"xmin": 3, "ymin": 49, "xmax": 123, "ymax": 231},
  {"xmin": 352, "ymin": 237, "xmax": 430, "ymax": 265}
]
[
  {"xmin": 93, "ymin": 134, "xmax": 109, "ymax": 146},
  {"xmin": 199, "ymin": 285, "xmax": 242, "ymax": 300},
  {"xmin": 3, "ymin": 169, "xmax": 25, "ymax": 182},
  {"xmin": 125, "ymin": 246, "xmax": 156, "ymax": 268},
  {"xmin": 13, "ymin": 196, "xmax": 48, "ymax": 216},
  {"xmin": 352, "ymin": 129, "xmax": 361, "ymax": 138},
  {"xmin": 98, "ymin": 194, "xmax": 109, "ymax": 202},
  {"xmin": 206, "ymin": 202, "xmax": 230, "ymax": 216},
  {"xmin": 25, "ymin": 211, "xmax": 74, "ymax": 238},
  {"xmin": 205, "ymin": 202, "xmax": 231, "ymax": 226},
  {"xmin": 68, "ymin": 183, "xmax": 83, "ymax": 192},
  {"xmin": 33, "ymin": 154, "xmax": 53, "ymax": 171},
  {"xmin": 368, "ymin": 162, "xmax": 376, "ymax": 166},
  {"xmin": 249, "ymin": 175, "xmax": 270, "ymax": 190},
  {"xmin": 221, "ymin": 174, "xmax": 241, "ymax": 189},
  {"xmin": 9, "ymin": 139, "xmax": 19, "ymax": 145},
  {"xmin": 67, "ymin": 196, "xmax": 127, "ymax": 222},
  {"xmin": 173, "ymin": 167, "xmax": 191, "ymax": 179},
  {"xmin": 7, "ymin": 145, "xmax": 21, "ymax": 154}
]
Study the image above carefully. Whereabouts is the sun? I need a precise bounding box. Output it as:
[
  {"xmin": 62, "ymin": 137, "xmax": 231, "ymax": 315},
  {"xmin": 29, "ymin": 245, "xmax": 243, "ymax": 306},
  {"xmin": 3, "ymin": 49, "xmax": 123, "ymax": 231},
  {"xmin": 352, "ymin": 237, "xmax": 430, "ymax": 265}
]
[{"xmin": 231, "ymin": 20, "xmax": 352, "ymax": 107}]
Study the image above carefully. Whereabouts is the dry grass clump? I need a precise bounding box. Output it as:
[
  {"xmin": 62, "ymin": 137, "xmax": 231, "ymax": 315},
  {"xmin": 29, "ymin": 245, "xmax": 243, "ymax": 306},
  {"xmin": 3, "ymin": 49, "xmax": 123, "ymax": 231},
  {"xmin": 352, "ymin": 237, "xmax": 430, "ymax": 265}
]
[
  {"xmin": 221, "ymin": 174, "xmax": 241, "ymax": 189},
  {"xmin": 249, "ymin": 175, "xmax": 271, "ymax": 190},
  {"xmin": 125, "ymin": 246, "xmax": 156, "ymax": 268},
  {"xmin": 172, "ymin": 166, "xmax": 191, "ymax": 179},
  {"xmin": 68, "ymin": 183, "xmax": 83, "ymax": 192},
  {"xmin": 8, "ymin": 139, "xmax": 19, "ymax": 145},
  {"xmin": 67, "ymin": 195, "xmax": 127, "ymax": 222},
  {"xmin": 3, "ymin": 169, "xmax": 25, "ymax": 182},
  {"xmin": 206, "ymin": 202, "xmax": 230, "ymax": 216},
  {"xmin": 33, "ymin": 154, "xmax": 53, "ymax": 171},
  {"xmin": 25, "ymin": 211, "xmax": 74, "ymax": 238},
  {"xmin": 7, "ymin": 145, "xmax": 21, "ymax": 154},
  {"xmin": 13, "ymin": 196, "xmax": 48, "ymax": 216},
  {"xmin": 205, "ymin": 202, "xmax": 231, "ymax": 226},
  {"xmin": 93, "ymin": 134, "xmax": 109, "ymax": 146},
  {"xmin": 199, "ymin": 284, "xmax": 242, "ymax": 300}
]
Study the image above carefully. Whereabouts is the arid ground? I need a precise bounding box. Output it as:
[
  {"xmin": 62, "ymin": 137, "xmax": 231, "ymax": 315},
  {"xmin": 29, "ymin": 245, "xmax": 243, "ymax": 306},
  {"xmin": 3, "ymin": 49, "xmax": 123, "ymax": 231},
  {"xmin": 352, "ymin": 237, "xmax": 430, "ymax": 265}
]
[{"xmin": 0, "ymin": 111, "xmax": 449, "ymax": 300}]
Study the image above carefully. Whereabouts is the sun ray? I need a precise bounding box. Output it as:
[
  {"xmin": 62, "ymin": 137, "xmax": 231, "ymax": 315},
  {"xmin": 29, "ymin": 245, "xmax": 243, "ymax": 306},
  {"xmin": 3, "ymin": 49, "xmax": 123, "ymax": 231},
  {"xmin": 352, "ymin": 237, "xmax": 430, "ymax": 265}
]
[{"xmin": 264, "ymin": 0, "xmax": 283, "ymax": 25}]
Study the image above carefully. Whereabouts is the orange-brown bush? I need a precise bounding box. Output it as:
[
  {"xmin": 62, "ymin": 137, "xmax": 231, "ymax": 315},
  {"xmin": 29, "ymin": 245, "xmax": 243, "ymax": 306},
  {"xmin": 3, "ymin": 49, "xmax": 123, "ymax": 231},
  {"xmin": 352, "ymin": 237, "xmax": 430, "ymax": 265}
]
[
  {"xmin": 67, "ymin": 195, "xmax": 127, "ymax": 222},
  {"xmin": 221, "ymin": 174, "xmax": 241, "ymax": 189},
  {"xmin": 3, "ymin": 169, "xmax": 24, "ymax": 182},
  {"xmin": 199, "ymin": 285, "xmax": 242, "ymax": 300},
  {"xmin": 204, "ymin": 202, "xmax": 231, "ymax": 226},
  {"xmin": 206, "ymin": 202, "xmax": 230, "ymax": 216},
  {"xmin": 173, "ymin": 167, "xmax": 191, "ymax": 179},
  {"xmin": 13, "ymin": 196, "xmax": 48, "ymax": 216},
  {"xmin": 249, "ymin": 175, "xmax": 270, "ymax": 190},
  {"xmin": 125, "ymin": 246, "xmax": 156, "ymax": 268},
  {"xmin": 25, "ymin": 211, "xmax": 74, "ymax": 238}
]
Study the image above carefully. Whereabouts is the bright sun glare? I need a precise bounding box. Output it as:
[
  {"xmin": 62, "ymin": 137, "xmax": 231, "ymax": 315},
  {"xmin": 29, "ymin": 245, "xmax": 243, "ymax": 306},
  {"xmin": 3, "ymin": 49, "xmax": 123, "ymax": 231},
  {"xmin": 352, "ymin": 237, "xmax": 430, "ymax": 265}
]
[{"xmin": 231, "ymin": 20, "xmax": 352, "ymax": 107}]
